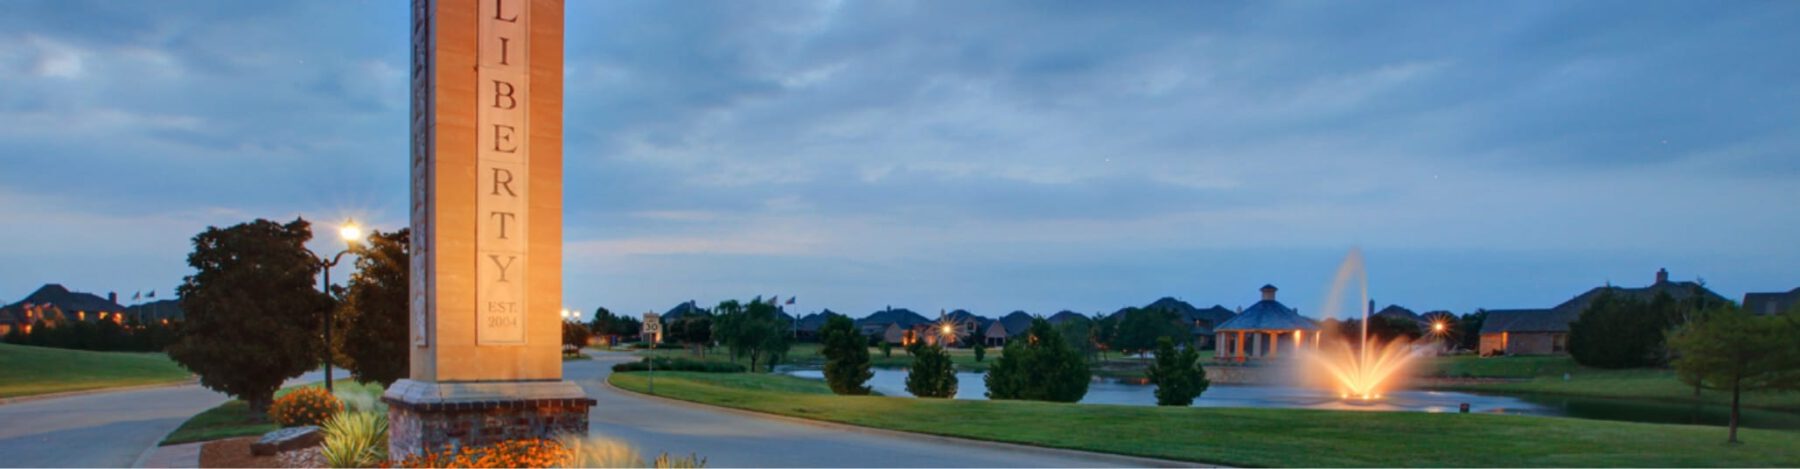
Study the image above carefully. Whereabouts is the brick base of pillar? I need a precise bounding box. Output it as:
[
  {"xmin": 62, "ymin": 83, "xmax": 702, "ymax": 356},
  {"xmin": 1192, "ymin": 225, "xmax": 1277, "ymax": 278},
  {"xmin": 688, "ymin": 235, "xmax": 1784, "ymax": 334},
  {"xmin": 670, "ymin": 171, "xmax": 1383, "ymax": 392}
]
[{"xmin": 382, "ymin": 379, "xmax": 595, "ymax": 460}]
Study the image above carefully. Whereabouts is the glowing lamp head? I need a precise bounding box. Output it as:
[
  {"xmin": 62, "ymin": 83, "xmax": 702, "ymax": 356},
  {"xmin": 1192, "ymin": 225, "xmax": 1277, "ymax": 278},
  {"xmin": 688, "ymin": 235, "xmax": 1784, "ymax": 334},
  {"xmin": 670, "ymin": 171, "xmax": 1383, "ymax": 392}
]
[
  {"xmin": 1432, "ymin": 321, "xmax": 1447, "ymax": 333},
  {"xmin": 338, "ymin": 221, "xmax": 363, "ymax": 244}
]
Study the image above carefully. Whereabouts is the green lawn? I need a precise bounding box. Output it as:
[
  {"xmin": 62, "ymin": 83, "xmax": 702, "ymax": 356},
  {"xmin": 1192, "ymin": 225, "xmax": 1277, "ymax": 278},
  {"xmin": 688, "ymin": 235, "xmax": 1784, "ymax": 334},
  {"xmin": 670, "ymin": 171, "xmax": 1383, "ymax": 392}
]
[
  {"xmin": 635, "ymin": 343, "xmax": 998, "ymax": 371},
  {"xmin": 0, "ymin": 343, "xmax": 192, "ymax": 398},
  {"xmin": 610, "ymin": 371, "xmax": 1800, "ymax": 467},
  {"xmin": 161, "ymin": 379, "xmax": 381, "ymax": 446},
  {"xmin": 1418, "ymin": 356, "xmax": 1800, "ymax": 411}
]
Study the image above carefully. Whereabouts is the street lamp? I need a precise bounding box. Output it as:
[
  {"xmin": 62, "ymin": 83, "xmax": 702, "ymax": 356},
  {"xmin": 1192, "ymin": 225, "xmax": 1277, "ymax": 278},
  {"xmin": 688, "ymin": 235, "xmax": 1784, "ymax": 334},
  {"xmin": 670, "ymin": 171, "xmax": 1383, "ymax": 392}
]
[{"xmin": 307, "ymin": 219, "xmax": 363, "ymax": 392}]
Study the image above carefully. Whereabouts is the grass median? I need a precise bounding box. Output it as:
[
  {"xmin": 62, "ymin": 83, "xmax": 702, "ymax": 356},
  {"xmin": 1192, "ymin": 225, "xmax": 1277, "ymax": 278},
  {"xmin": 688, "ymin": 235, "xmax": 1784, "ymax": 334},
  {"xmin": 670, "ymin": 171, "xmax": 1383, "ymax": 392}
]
[
  {"xmin": 609, "ymin": 371, "xmax": 1800, "ymax": 467},
  {"xmin": 1419, "ymin": 355, "xmax": 1800, "ymax": 411},
  {"xmin": 161, "ymin": 379, "xmax": 379, "ymax": 446},
  {"xmin": 0, "ymin": 343, "xmax": 192, "ymax": 398}
]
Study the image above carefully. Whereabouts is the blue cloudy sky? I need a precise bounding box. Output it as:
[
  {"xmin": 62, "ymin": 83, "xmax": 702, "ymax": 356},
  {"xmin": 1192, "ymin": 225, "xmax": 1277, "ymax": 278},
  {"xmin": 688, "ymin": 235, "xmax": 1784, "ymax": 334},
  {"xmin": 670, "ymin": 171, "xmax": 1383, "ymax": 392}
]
[{"xmin": 2, "ymin": 1, "xmax": 1797, "ymax": 321}]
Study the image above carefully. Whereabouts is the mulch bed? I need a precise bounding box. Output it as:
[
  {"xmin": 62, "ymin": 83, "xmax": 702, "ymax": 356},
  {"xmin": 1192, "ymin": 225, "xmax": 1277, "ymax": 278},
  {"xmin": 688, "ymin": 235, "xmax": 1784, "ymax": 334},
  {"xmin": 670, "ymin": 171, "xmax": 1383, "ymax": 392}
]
[{"xmin": 199, "ymin": 437, "xmax": 283, "ymax": 468}]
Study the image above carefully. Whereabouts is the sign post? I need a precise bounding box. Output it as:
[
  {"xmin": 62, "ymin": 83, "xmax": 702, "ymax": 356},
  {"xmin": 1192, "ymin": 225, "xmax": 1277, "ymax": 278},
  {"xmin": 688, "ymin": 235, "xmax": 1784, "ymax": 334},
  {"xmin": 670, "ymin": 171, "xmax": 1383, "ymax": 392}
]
[{"xmin": 383, "ymin": 0, "xmax": 591, "ymax": 459}]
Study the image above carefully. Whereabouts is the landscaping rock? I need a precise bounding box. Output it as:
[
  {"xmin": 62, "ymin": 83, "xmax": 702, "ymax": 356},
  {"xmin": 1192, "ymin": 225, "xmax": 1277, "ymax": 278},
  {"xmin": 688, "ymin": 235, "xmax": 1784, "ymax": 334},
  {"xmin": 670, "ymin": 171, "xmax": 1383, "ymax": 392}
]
[{"xmin": 251, "ymin": 426, "xmax": 323, "ymax": 456}]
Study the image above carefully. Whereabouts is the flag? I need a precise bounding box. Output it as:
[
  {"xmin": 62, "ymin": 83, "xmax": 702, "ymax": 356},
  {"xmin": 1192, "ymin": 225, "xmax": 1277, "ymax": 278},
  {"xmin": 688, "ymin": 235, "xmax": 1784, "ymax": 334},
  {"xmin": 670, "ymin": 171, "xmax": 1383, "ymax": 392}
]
[
  {"xmin": 769, "ymin": 296, "xmax": 779, "ymax": 306},
  {"xmin": 132, "ymin": 291, "xmax": 141, "ymax": 301},
  {"xmin": 786, "ymin": 297, "xmax": 796, "ymax": 305},
  {"xmin": 147, "ymin": 290, "xmax": 156, "ymax": 298}
]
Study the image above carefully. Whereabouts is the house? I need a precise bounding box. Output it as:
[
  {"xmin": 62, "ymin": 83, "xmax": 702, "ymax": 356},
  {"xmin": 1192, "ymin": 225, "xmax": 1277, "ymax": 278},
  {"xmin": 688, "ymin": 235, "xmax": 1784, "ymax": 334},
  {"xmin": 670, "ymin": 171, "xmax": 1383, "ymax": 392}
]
[
  {"xmin": 1142, "ymin": 297, "xmax": 1235, "ymax": 349},
  {"xmin": 1046, "ymin": 310, "xmax": 1089, "ymax": 326},
  {"xmin": 660, "ymin": 300, "xmax": 706, "ymax": 323},
  {"xmin": 794, "ymin": 309, "xmax": 841, "ymax": 341},
  {"xmin": 1743, "ymin": 288, "xmax": 1800, "ymax": 316},
  {"xmin": 881, "ymin": 323, "xmax": 908, "ymax": 345},
  {"xmin": 0, "ymin": 284, "xmax": 130, "ymax": 333},
  {"xmin": 981, "ymin": 320, "xmax": 1009, "ymax": 347},
  {"xmin": 858, "ymin": 307, "xmax": 929, "ymax": 342},
  {"xmin": 997, "ymin": 311, "xmax": 1034, "ymax": 340},
  {"xmin": 1477, "ymin": 268, "xmax": 1729, "ymax": 356},
  {"xmin": 943, "ymin": 309, "xmax": 992, "ymax": 347},
  {"xmin": 1214, "ymin": 285, "xmax": 1320, "ymax": 361},
  {"xmin": 0, "ymin": 308, "xmax": 21, "ymax": 336},
  {"xmin": 1477, "ymin": 309, "xmax": 1564, "ymax": 356}
]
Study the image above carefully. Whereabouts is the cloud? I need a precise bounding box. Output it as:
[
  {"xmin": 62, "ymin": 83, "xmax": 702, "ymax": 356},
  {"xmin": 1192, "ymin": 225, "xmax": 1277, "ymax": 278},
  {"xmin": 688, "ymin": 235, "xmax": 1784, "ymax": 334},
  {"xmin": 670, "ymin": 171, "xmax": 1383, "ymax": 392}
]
[{"xmin": 4, "ymin": 0, "xmax": 1799, "ymax": 315}]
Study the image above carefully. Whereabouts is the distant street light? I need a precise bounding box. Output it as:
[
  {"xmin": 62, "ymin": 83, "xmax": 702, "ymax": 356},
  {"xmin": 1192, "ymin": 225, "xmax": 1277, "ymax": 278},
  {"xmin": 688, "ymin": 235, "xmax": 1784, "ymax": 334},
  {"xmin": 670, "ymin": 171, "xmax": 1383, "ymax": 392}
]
[{"xmin": 307, "ymin": 219, "xmax": 363, "ymax": 393}]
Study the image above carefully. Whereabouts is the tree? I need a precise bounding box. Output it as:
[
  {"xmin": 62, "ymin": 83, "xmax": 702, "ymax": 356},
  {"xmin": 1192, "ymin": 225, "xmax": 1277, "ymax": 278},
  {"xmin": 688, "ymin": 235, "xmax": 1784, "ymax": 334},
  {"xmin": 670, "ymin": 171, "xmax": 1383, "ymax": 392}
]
[
  {"xmin": 972, "ymin": 340, "xmax": 987, "ymax": 362},
  {"xmin": 1111, "ymin": 307, "xmax": 1184, "ymax": 356},
  {"xmin": 985, "ymin": 318, "xmax": 1090, "ymax": 402},
  {"xmin": 712, "ymin": 299, "xmax": 790, "ymax": 372},
  {"xmin": 1093, "ymin": 313, "xmax": 1119, "ymax": 359},
  {"xmin": 819, "ymin": 315, "xmax": 872, "ymax": 395},
  {"xmin": 667, "ymin": 316, "xmax": 713, "ymax": 357},
  {"xmin": 1147, "ymin": 337, "xmax": 1210, "ymax": 406},
  {"xmin": 906, "ymin": 344, "xmax": 958, "ymax": 398},
  {"xmin": 1459, "ymin": 310, "xmax": 1487, "ymax": 352},
  {"xmin": 563, "ymin": 321, "xmax": 591, "ymax": 350},
  {"xmin": 879, "ymin": 341, "xmax": 892, "ymax": 358},
  {"xmin": 168, "ymin": 218, "xmax": 328, "ymax": 412},
  {"xmin": 337, "ymin": 228, "xmax": 410, "ymax": 387},
  {"xmin": 1571, "ymin": 290, "xmax": 1681, "ymax": 368},
  {"xmin": 1055, "ymin": 319, "xmax": 1098, "ymax": 362},
  {"xmin": 1669, "ymin": 306, "xmax": 1800, "ymax": 443}
]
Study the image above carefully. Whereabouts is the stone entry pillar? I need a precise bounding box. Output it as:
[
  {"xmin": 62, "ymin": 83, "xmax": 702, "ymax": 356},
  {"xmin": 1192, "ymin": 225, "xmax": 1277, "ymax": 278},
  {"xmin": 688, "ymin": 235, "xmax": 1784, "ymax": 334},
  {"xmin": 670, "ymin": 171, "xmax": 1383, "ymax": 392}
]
[{"xmin": 385, "ymin": 0, "xmax": 590, "ymax": 459}]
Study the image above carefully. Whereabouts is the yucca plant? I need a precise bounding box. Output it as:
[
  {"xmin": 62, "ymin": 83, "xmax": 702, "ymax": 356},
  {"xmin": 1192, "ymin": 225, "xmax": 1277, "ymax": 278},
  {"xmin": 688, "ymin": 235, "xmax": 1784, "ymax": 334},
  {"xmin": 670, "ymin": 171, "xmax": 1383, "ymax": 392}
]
[
  {"xmin": 320, "ymin": 410, "xmax": 388, "ymax": 468},
  {"xmin": 554, "ymin": 433, "xmax": 643, "ymax": 468}
]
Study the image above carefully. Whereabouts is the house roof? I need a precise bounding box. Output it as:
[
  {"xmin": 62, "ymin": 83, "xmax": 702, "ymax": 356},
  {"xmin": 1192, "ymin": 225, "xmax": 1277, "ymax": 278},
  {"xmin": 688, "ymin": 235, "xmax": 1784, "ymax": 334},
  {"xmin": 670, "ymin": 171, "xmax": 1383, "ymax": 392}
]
[
  {"xmin": 1479, "ymin": 309, "xmax": 1564, "ymax": 333},
  {"xmin": 857, "ymin": 307, "xmax": 930, "ymax": 328},
  {"xmin": 661, "ymin": 301, "xmax": 705, "ymax": 322},
  {"xmin": 998, "ymin": 311, "xmax": 1034, "ymax": 337},
  {"xmin": 1743, "ymin": 288, "xmax": 1800, "ymax": 316},
  {"xmin": 2, "ymin": 284, "xmax": 125, "ymax": 314},
  {"xmin": 1046, "ymin": 310, "xmax": 1089, "ymax": 325},
  {"xmin": 1480, "ymin": 271, "xmax": 1731, "ymax": 334},
  {"xmin": 1216, "ymin": 300, "xmax": 1318, "ymax": 331},
  {"xmin": 796, "ymin": 309, "xmax": 840, "ymax": 332}
]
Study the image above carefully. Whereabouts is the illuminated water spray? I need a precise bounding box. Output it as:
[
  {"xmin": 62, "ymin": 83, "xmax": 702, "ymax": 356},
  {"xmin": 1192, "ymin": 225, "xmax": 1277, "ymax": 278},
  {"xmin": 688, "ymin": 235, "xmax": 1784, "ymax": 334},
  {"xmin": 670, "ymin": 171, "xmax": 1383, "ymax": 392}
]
[{"xmin": 1303, "ymin": 248, "xmax": 1422, "ymax": 401}]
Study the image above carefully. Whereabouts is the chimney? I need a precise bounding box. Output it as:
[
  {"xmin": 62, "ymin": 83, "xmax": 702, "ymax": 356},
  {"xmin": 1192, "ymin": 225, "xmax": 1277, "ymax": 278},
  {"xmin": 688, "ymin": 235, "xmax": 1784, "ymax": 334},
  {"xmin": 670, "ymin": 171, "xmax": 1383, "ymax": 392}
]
[
  {"xmin": 108, "ymin": 292, "xmax": 117, "ymax": 304},
  {"xmin": 1260, "ymin": 284, "xmax": 1278, "ymax": 301},
  {"xmin": 1655, "ymin": 268, "xmax": 1668, "ymax": 285}
]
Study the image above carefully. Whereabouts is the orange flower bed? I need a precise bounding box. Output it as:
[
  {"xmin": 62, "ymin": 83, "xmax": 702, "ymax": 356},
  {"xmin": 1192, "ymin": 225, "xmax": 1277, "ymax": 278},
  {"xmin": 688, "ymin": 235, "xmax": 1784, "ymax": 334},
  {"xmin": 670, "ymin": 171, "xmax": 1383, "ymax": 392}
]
[
  {"xmin": 268, "ymin": 386, "xmax": 343, "ymax": 427},
  {"xmin": 389, "ymin": 439, "xmax": 573, "ymax": 468}
]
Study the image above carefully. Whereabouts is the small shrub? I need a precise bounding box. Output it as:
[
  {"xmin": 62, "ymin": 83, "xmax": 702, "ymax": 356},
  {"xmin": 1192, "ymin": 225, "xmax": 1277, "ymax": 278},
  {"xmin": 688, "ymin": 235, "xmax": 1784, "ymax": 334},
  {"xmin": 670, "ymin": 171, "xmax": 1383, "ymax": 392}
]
[
  {"xmin": 610, "ymin": 357, "xmax": 746, "ymax": 373},
  {"xmin": 879, "ymin": 341, "xmax": 892, "ymax": 358},
  {"xmin": 905, "ymin": 344, "xmax": 958, "ymax": 398},
  {"xmin": 320, "ymin": 411, "xmax": 387, "ymax": 468},
  {"xmin": 269, "ymin": 386, "xmax": 343, "ymax": 427},
  {"xmin": 972, "ymin": 341, "xmax": 987, "ymax": 362}
]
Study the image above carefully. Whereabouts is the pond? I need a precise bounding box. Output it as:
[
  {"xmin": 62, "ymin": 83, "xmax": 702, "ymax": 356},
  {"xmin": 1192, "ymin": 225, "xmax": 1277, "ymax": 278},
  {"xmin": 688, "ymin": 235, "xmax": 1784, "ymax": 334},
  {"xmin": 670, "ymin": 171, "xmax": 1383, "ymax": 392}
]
[{"xmin": 785, "ymin": 368, "xmax": 1800, "ymax": 430}]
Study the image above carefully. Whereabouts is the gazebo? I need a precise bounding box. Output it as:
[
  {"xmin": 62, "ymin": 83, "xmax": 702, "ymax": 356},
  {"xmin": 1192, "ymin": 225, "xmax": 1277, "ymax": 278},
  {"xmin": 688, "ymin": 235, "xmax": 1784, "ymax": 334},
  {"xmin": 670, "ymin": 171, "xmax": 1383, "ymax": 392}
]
[{"xmin": 1215, "ymin": 285, "xmax": 1320, "ymax": 362}]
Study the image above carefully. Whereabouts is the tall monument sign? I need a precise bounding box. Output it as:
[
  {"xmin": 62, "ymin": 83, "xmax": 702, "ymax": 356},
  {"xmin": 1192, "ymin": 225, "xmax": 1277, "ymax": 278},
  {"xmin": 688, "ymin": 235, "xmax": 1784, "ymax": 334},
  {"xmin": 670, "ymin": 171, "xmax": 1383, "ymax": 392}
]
[{"xmin": 384, "ymin": 0, "xmax": 591, "ymax": 458}]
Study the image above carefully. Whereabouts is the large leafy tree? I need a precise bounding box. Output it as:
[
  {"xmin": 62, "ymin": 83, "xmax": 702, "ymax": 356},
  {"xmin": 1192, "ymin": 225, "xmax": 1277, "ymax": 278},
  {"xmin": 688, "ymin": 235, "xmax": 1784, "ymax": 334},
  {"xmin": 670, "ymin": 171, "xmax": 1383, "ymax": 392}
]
[
  {"xmin": 1111, "ymin": 307, "xmax": 1184, "ymax": 356},
  {"xmin": 1570, "ymin": 290, "xmax": 1682, "ymax": 368},
  {"xmin": 1669, "ymin": 306, "xmax": 1800, "ymax": 443},
  {"xmin": 712, "ymin": 299, "xmax": 791, "ymax": 372},
  {"xmin": 985, "ymin": 318, "xmax": 1090, "ymax": 402},
  {"xmin": 905, "ymin": 344, "xmax": 958, "ymax": 398},
  {"xmin": 819, "ymin": 314, "xmax": 872, "ymax": 395},
  {"xmin": 1055, "ymin": 318, "xmax": 1098, "ymax": 362},
  {"xmin": 1147, "ymin": 336, "xmax": 1210, "ymax": 406},
  {"xmin": 337, "ymin": 228, "xmax": 410, "ymax": 387},
  {"xmin": 169, "ymin": 218, "xmax": 329, "ymax": 412}
]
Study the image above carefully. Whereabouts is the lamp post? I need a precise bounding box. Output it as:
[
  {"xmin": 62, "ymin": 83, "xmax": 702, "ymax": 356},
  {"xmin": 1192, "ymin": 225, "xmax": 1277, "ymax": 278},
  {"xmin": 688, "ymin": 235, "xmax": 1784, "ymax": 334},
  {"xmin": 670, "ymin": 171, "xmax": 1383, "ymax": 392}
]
[{"xmin": 308, "ymin": 220, "xmax": 362, "ymax": 393}]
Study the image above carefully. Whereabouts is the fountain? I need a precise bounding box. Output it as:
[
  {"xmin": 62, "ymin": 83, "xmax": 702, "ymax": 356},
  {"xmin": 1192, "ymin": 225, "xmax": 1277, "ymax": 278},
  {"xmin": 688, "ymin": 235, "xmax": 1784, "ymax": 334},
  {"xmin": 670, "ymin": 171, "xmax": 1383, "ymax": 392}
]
[{"xmin": 1301, "ymin": 248, "xmax": 1424, "ymax": 401}]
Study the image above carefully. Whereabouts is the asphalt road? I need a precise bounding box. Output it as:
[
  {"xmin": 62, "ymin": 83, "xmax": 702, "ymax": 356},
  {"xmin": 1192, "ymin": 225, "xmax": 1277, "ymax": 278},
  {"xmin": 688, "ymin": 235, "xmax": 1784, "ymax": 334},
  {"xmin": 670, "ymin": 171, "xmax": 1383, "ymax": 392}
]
[
  {"xmin": 0, "ymin": 372, "xmax": 323, "ymax": 468},
  {"xmin": 570, "ymin": 352, "xmax": 1155, "ymax": 468},
  {"xmin": 0, "ymin": 356, "xmax": 1158, "ymax": 468}
]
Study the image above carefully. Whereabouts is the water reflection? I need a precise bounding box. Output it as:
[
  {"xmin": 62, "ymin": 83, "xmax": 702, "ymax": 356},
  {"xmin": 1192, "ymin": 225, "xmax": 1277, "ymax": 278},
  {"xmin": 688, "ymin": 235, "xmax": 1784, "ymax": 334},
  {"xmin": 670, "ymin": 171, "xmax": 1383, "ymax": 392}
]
[{"xmin": 785, "ymin": 368, "xmax": 1800, "ymax": 430}]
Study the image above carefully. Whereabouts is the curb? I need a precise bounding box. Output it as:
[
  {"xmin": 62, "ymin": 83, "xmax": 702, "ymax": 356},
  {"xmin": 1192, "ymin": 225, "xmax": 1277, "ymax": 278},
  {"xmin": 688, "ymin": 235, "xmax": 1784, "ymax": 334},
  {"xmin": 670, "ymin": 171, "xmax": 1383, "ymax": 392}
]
[
  {"xmin": 0, "ymin": 378, "xmax": 200, "ymax": 406},
  {"xmin": 601, "ymin": 378, "xmax": 1216, "ymax": 468}
]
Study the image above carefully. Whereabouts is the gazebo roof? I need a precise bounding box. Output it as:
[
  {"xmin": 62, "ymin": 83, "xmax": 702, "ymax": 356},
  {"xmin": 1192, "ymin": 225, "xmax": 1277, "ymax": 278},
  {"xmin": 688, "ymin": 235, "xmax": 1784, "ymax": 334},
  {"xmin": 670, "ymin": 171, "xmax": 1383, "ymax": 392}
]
[{"xmin": 1216, "ymin": 300, "xmax": 1318, "ymax": 332}]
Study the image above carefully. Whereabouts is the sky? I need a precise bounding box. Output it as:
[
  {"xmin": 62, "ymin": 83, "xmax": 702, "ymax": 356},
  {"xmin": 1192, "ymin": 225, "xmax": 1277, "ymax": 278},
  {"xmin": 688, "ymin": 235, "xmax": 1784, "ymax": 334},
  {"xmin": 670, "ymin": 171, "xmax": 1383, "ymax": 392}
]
[{"xmin": 2, "ymin": 1, "xmax": 1797, "ymax": 322}]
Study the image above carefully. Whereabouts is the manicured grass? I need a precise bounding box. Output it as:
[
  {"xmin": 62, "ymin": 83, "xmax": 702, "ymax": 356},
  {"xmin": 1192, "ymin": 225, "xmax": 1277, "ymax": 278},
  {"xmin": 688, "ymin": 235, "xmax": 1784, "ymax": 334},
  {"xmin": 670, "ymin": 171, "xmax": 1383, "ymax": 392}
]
[
  {"xmin": 611, "ymin": 371, "xmax": 1800, "ymax": 467},
  {"xmin": 0, "ymin": 343, "xmax": 192, "ymax": 398},
  {"xmin": 636, "ymin": 343, "xmax": 998, "ymax": 371},
  {"xmin": 1419, "ymin": 355, "xmax": 1800, "ymax": 411},
  {"xmin": 161, "ymin": 379, "xmax": 379, "ymax": 446}
]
